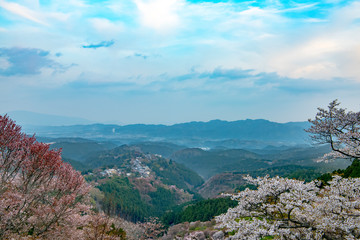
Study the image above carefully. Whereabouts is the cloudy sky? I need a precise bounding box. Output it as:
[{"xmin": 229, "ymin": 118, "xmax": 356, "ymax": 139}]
[{"xmin": 1, "ymin": 0, "xmax": 360, "ymax": 124}]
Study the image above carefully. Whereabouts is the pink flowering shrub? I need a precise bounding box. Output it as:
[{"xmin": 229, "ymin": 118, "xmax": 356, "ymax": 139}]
[{"xmin": 0, "ymin": 115, "xmax": 90, "ymax": 238}]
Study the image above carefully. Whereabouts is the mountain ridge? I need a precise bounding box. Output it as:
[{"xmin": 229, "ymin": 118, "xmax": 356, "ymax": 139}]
[{"xmin": 22, "ymin": 118, "xmax": 311, "ymax": 148}]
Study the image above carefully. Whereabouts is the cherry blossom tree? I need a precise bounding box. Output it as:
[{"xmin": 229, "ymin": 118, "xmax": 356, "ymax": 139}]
[
  {"xmin": 141, "ymin": 217, "xmax": 165, "ymax": 240},
  {"xmin": 83, "ymin": 213, "xmax": 127, "ymax": 240},
  {"xmin": 0, "ymin": 115, "xmax": 90, "ymax": 238},
  {"xmin": 216, "ymin": 101, "xmax": 360, "ymax": 239},
  {"xmin": 307, "ymin": 99, "xmax": 360, "ymax": 161},
  {"xmin": 216, "ymin": 175, "xmax": 360, "ymax": 240}
]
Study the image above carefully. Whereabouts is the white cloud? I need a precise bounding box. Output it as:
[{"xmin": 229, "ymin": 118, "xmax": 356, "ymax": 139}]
[
  {"xmin": 67, "ymin": 0, "xmax": 88, "ymax": 8},
  {"xmin": 0, "ymin": 0, "xmax": 71, "ymax": 28},
  {"xmin": 89, "ymin": 18, "xmax": 124, "ymax": 36},
  {"xmin": 134, "ymin": 0, "xmax": 184, "ymax": 32},
  {"xmin": 0, "ymin": 0, "xmax": 48, "ymax": 25},
  {"xmin": 278, "ymin": 3, "xmax": 318, "ymax": 13},
  {"xmin": 261, "ymin": 1, "xmax": 360, "ymax": 81},
  {"xmin": 45, "ymin": 11, "xmax": 70, "ymax": 22},
  {"xmin": 268, "ymin": 38, "xmax": 342, "ymax": 79},
  {"xmin": 0, "ymin": 57, "xmax": 11, "ymax": 70}
]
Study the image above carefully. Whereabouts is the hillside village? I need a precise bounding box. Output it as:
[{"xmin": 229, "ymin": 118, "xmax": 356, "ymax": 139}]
[{"xmin": 96, "ymin": 156, "xmax": 153, "ymax": 178}]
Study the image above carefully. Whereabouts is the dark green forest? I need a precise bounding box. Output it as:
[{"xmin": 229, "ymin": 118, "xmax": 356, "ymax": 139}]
[
  {"xmin": 161, "ymin": 198, "xmax": 238, "ymax": 226},
  {"xmin": 147, "ymin": 158, "xmax": 204, "ymax": 190},
  {"xmin": 98, "ymin": 176, "xmax": 192, "ymax": 222},
  {"xmin": 318, "ymin": 159, "xmax": 360, "ymax": 184},
  {"xmin": 98, "ymin": 177, "xmax": 151, "ymax": 222}
]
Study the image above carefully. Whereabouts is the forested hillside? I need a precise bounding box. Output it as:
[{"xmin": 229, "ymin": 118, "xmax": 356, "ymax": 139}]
[
  {"xmin": 170, "ymin": 145, "xmax": 338, "ymax": 180},
  {"xmin": 73, "ymin": 145, "xmax": 204, "ymax": 222}
]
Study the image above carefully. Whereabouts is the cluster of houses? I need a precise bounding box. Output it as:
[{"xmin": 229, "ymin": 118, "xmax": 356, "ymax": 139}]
[
  {"xmin": 132, "ymin": 157, "xmax": 151, "ymax": 178},
  {"xmin": 99, "ymin": 168, "xmax": 124, "ymax": 177},
  {"xmin": 98, "ymin": 157, "xmax": 151, "ymax": 178}
]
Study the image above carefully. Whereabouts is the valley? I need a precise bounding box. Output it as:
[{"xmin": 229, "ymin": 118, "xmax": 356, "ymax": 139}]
[{"xmin": 37, "ymin": 123, "xmax": 349, "ymax": 224}]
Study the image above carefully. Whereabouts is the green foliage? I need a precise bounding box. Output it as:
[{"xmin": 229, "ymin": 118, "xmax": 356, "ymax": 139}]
[
  {"xmin": 107, "ymin": 223, "xmax": 126, "ymax": 239},
  {"xmin": 148, "ymin": 187, "xmax": 177, "ymax": 216},
  {"xmin": 148, "ymin": 158, "xmax": 204, "ymax": 190},
  {"xmin": 172, "ymin": 148, "xmax": 268, "ymax": 179},
  {"xmin": 234, "ymin": 184, "xmax": 257, "ymax": 192},
  {"xmin": 317, "ymin": 172, "xmax": 333, "ymax": 185},
  {"xmin": 187, "ymin": 189, "xmax": 204, "ymax": 201},
  {"xmin": 342, "ymin": 159, "xmax": 360, "ymax": 178},
  {"xmin": 242, "ymin": 165, "xmax": 322, "ymax": 181},
  {"xmin": 83, "ymin": 145, "xmax": 204, "ymax": 191},
  {"xmin": 193, "ymin": 226, "xmax": 207, "ymax": 231},
  {"xmin": 84, "ymin": 174, "xmax": 97, "ymax": 182},
  {"xmin": 285, "ymin": 168, "xmax": 322, "ymax": 182},
  {"xmin": 86, "ymin": 145, "xmax": 142, "ymax": 169},
  {"xmin": 50, "ymin": 140, "xmax": 116, "ymax": 162},
  {"xmin": 97, "ymin": 176, "xmax": 188, "ymax": 222},
  {"xmin": 318, "ymin": 159, "xmax": 360, "ymax": 185},
  {"xmin": 82, "ymin": 145, "xmax": 206, "ymax": 222},
  {"xmin": 130, "ymin": 141, "xmax": 184, "ymax": 158},
  {"xmin": 63, "ymin": 157, "xmax": 89, "ymax": 171},
  {"xmin": 161, "ymin": 197, "xmax": 238, "ymax": 226},
  {"xmin": 98, "ymin": 176, "xmax": 152, "ymax": 222}
]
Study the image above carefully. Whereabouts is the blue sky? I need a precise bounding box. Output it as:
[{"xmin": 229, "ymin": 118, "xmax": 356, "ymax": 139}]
[{"xmin": 0, "ymin": 0, "xmax": 360, "ymax": 124}]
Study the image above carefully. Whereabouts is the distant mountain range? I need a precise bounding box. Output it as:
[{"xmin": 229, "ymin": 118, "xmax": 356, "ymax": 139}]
[{"xmin": 20, "ymin": 118, "xmax": 311, "ymax": 149}]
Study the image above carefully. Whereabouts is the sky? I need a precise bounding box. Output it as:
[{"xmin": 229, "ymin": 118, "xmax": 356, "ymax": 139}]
[{"xmin": 0, "ymin": 0, "xmax": 360, "ymax": 125}]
